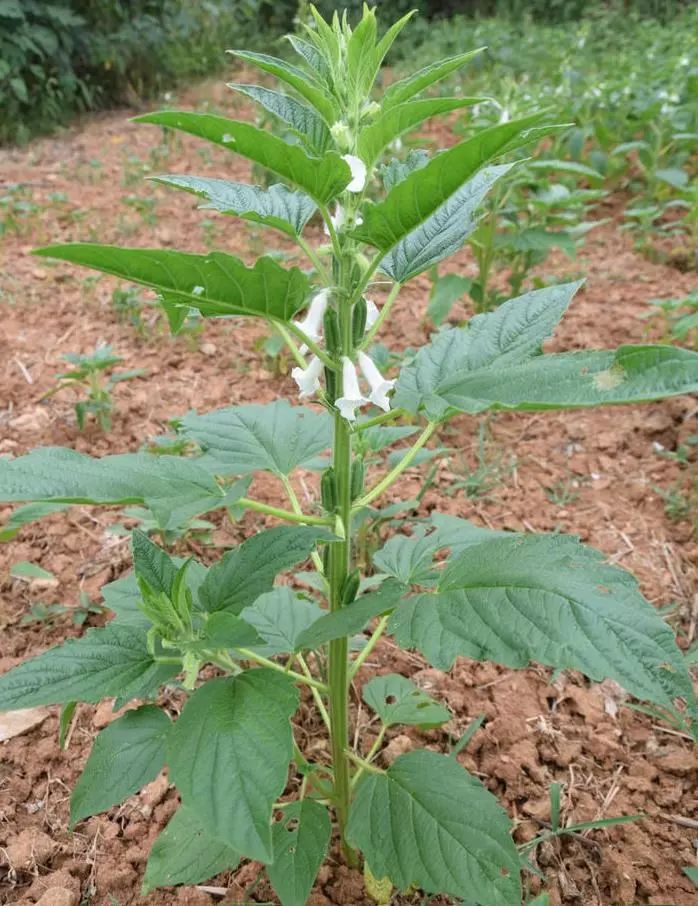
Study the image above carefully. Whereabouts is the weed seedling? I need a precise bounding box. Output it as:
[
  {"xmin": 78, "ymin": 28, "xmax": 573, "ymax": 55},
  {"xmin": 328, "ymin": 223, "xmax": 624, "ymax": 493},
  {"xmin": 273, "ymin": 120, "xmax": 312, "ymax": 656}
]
[{"xmin": 0, "ymin": 8, "xmax": 697, "ymax": 905}]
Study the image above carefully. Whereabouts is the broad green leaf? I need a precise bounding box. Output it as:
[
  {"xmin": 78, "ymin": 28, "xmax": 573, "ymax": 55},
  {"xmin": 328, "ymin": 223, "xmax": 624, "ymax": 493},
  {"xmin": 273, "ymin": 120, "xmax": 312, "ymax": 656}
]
[
  {"xmin": 435, "ymin": 345, "xmax": 698, "ymax": 419},
  {"xmin": 151, "ymin": 176, "xmax": 317, "ymax": 237},
  {"xmin": 227, "ymin": 51, "xmax": 338, "ymax": 124},
  {"xmin": 142, "ymin": 804, "xmax": 240, "ymax": 893},
  {"xmin": 168, "ymin": 671, "xmax": 298, "ymax": 860},
  {"xmin": 352, "ymin": 114, "xmax": 550, "ymax": 252},
  {"xmin": 0, "ymin": 623, "xmax": 178, "ymax": 709},
  {"xmin": 241, "ymin": 588, "xmax": 324, "ymax": 655},
  {"xmin": 180, "ymin": 400, "xmax": 332, "ymax": 476},
  {"xmin": 358, "ymin": 97, "xmax": 485, "ymax": 168},
  {"xmin": 390, "ymin": 534, "xmax": 695, "ymax": 713},
  {"xmin": 380, "ymin": 150, "xmax": 429, "ymax": 192},
  {"xmin": 197, "ymin": 611, "xmax": 264, "ymax": 651},
  {"xmin": 70, "ymin": 705, "xmax": 171, "ymax": 825},
  {"xmin": 199, "ymin": 526, "xmax": 330, "ymax": 614},
  {"xmin": 228, "ymin": 83, "xmax": 331, "ymax": 154},
  {"xmin": 102, "ymin": 573, "xmax": 151, "ymax": 627},
  {"xmin": 360, "ymin": 425, "xmax": 418, "ymax": 453},
  {"xmin": 373, "ymin": 530, "xmax": 440, "ymax": 587},
  {"xmin": 380, "ymin": 164, "xmax": 512, "ymax": 283},
  {"xmin": 0, "ymin": 447, "xmax": 234, "ymax": 531},
  {"xmin": 428, "ymin": 273, "xmax": 471, "ymax": 326},
  {"xmin": 393, "ymin": 280, "xmax": 585, "ymax": 417},
  {"xmin": 287, "ymin": 34, "xmax": 332, "ymax": 83},
  {"xmin": 10, "ymin": 560, "xmax": 55, "ymax": 580},
  {"xmin": 132, "ymin": 529, "xmax": 178, "ymax": 599},
  {"xmin": 362, "ymin": 674, "xmax": 450, "ymax": 727},
  {"xmin": 35, "ymin": 244, "xmax": 310, "ymax": 323},
  {"xmin": 382, "ymin": 49, "xmax": 486, "ymax": 110},
  {"xmin": 296, "ymin": 580, "xmax": 405, "ymax": 650},
  {"xmin": 136, "ymin": 112, "xmax": 349, "ymax": 205},
  {"xmin": 267, "ymin": 800, "xmax": 331, "ymax": 906},
  {"xmin": 684, "ymin": 866, "xmax": 698, "ymax": 886},
  {"xmin": 347, "ymin": 750, "xmax": 520, "ymax": 906},
  {"xmin": 0, "ymin": 501, "xmax": 68, "ymax": 542},
  {"xmin": 429, "ymin": 514, "xmax": 512, "ymax": 555}
]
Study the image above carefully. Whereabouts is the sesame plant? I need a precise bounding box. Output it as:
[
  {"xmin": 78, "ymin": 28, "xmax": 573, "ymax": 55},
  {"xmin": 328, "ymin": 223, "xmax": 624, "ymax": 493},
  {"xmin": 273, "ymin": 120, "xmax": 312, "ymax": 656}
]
[{"xmin": 1, "ymin": 7, "xmax": 698, "ymax": 905}]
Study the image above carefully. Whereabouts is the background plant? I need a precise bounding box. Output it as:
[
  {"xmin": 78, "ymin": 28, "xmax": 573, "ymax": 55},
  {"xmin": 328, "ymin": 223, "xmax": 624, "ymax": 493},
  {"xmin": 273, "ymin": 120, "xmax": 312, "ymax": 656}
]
[{"xmin": 0, "ymin": 7, "xmax": 696, "ymax": 906}]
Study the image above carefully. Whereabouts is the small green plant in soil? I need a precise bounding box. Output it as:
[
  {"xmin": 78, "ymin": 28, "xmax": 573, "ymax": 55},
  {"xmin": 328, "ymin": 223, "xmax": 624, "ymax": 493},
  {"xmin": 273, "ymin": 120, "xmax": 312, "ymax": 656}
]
[
  {"xmin": 20, "ymin": 591, "xmax": 108, "ymax": 628},
  {"xmin": 645, "ymin": 289, "xmax": 698, "ymax": 350},
  {"xmin": 44, "ymin": 344, "xmax": 145, "ymax": 431},
  {"xmin": 0, "ymin": 8, "xmax": 697, "ymax": 905}
]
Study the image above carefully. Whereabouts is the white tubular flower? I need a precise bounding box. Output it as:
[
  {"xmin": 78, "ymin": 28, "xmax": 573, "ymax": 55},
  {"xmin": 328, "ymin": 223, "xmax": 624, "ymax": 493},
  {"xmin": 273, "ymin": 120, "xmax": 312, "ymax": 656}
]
[
  {"xmin": 336, "ymin": 356, "xmax": 368, "ymax": 422},
  {"xmin": 292, "ymin": 355, "xmax": 324, "ymax": 399},
  {"xmin": 294, "ymin": 289, "xmax": 329, "ymax": 352},
  {"xmin": 324, "ymin": 203, "xmax": 345, "ymax": 235},
  {"xmin": 365, "ymin": 298, "xmax": 379, "ymax": 330},
  {"xmin": 358, "ymin": 350, "xmax": 395, "ymax": 412},
  {"xmin": 342, "ymin": 154, "xmax": 367, "ymax": 192}
]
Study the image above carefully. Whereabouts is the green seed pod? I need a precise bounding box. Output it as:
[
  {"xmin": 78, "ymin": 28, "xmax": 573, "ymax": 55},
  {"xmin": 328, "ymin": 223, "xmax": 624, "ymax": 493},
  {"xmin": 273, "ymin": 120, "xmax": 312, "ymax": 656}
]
[
  {"xmin": 340, "ymin": 569, "xmax": 360, "ymax": 607},
  {"xmin": 324, "ymin": 365, "xmax": 337, "ymax": 402},
  {"xmin": 351, "ymin": 297, "xmax": 367, "ymax": 346},
  {"xmin": 320, "ymin": 467, "xmax": 338, "ymax": 513},
  {"xmin": 350, "ymin": 458, "xmax": 365, "ymax": 500},
  {"xmin": 323, "ymin": 307, "xmax": 341, "ymax": 355}
]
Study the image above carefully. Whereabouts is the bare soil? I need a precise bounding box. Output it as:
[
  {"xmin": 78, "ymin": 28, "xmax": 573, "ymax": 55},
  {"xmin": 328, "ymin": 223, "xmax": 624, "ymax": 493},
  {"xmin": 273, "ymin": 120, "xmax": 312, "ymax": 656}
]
[{"xmin": 0, "ymin": 78, "xmax": 696, "ymax": 906}]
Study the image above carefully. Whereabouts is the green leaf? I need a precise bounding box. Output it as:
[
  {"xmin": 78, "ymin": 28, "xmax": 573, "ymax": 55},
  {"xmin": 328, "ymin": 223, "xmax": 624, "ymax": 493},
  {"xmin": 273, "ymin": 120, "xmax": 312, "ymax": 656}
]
[
  {"xmin": 684, "ymin": 866, "xmax": 698, "ymax": 886},
  {"xmin": 380, "ymin": 163, "xmax": 512, "ymax": 283},
  {"xmin": 428, "ymin": 273, "xmax": 471, "ymax": 326},
  {"xmin": 10, "ymin": 560, "xmax": 55, "ymax": 580},
  {"xmin": 358, "ymin": 98, "xmax": 484, "ymax": 168},
  {"xmin": 380, "ymin": 150, "xmax": 429, "ymax": 192},
  {"xmin": 102, "ymin": 573, "xmax": 151, "ymax": 627},
  {"xmin": 70, "ymin": 705, "xmax": 171, "ymax": 826},
  {"xmin": 168, "ymin": 671, "xmax": 298, "ymax": 860},
  {"xmin": 362, "ymin": 674, "xmax": 450, "ymax": 727},
  {"xmin": 227, "ymin": 51, "xmax": 338, "ymax": 124},
  {"xmin": 199, "ymin": 526, "xmax": 330, "ymax": 614},
  {"xmin": 296, "ymin": 580, "xmax": 405, "ymax": 650},
  {"xmin": 241, "ymin": 588, "xmax": 324, "ymax": 655},
  {"xmin": 390, "ymin": 534, "xmax": 695, "ymax": 714},
  {"xmin": 347, "ymin": 750, "xmax": 520, "ymax": 905},
  {"xmin": 435, "ymin": 345, "xmax": 698, "ymax": 418},
  {"xmin": 142, "ymin": 804, "xmax": 240, "ymax": 893},
  {"xmin": 382, "ymin": 49, "xmax": 486, "ymax": 110},
  {"xmin": 227, "ymin": 83, "xmax": 331, "ymax": 154},
  {"xmin": 35, "ymin": 244, "xmax": 310, "ymax": 323},
  {"xmin": 0, "ymin": 447, "xmax": 234, "ymax": 532},
  {"xmin": 353, "ymin": 114, "xmax": 550, "ymax": 253},
  {"xmin": 197, "ymin": 612, "xmax": 264, "ymax": 650},
  {"xmin": 180, "ymin": 400, "xmax": 332, "ymax": 476},
  {"xmin": 373, "ymin": 530, "xmax": 439, "ymax": 587},
  {"xmin": 136, "ymin": 112, "xmax": 349, "ymax": 206},
  {"xmin": 0, "ymin": 623, "xmax": 178, "ymax": 709},
  {"xmin": 132, "ymin": 529, "xmax": 178, "ymax": 599},
  {"xmin": 151, "ymin": 176, "xmax": 317, "ymax": 238},
  {"xmin": 0, "ymin": 501, "xmax": 68, "ymax": 542},
  {"xmin": 393, "ymin": 280, "xmax": 585, "ymax": 417},
  {"xmin": 267, "ymin": 800, "xmax": 331, "ymax": 906}
]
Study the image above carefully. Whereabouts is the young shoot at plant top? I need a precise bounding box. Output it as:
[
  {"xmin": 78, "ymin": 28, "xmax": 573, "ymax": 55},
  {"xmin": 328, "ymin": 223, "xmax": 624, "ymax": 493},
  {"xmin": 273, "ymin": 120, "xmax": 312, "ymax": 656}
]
[{"xmin": 1, "ymin": 6, "xmax": 697, "ymax": 904}]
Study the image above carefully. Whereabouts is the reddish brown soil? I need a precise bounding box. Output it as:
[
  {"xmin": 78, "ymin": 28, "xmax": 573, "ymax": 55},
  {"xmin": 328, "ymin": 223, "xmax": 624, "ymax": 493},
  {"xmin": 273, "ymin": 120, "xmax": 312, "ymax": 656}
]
[{"xmin": 0, "ymin": 78, "xmax": 696, "ymax": 906}]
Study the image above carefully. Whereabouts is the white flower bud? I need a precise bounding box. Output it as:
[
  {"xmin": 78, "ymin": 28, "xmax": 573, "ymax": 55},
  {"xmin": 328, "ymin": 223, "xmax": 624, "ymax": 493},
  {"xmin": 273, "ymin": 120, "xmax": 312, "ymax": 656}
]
[
  {"xmin": 294, "ymin": 289, "xmax": 330, "ymax": 353},
  {"xmin": 357, "ymin": 351, "xmax": 395, "ymax": 412},
  {"xmin": 331, "ymin": 121, "xmax": 353, "ymax": 151},
  {"xmin": 365, "ymin": 298, "xmax": 379, "ymax": 329}
]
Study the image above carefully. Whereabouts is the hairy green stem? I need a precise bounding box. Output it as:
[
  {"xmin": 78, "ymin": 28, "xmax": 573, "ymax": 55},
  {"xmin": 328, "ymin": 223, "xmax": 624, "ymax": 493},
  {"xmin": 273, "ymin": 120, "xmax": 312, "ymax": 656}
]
[
  {"xmin": 354, "ymin": 422, "xmax": 438, "ymax": 508},
  {"xmin": 286, "ymin": 321, "xmax": 336, "ymax": 368},
  {"xmin": 360, "ymin": 281, "xmax": 401, "ymax": 348},
  {"xmin": 235, "ymin": 647, "xmax": 328, "ymax": 691},
  {"xmin": 354, "ymin": 407, "xmax": 407, "ymax": 432},
  {"xmin": 280, "ymin": 475, "xmax": 326, "ymax": 575},
  {"xmin": 238, "ymin": 496, "xmax": 331, "ymax": 526},
  {"xmin": 348, "ymin": 615, "xmax": 389, "ymax": 681},
  {"xmin": 273, "ymin": 322, "xmax": 308, "ymax": 369}
]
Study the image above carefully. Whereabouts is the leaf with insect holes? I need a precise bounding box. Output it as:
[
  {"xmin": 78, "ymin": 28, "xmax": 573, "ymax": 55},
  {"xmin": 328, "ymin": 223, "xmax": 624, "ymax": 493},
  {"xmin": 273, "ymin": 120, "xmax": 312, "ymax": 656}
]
[
  {"xmin": 227, "ymin": 51, "xmax": 338, "ymax": 124},
  {"xmin": 168, "ymin": 671, "xmax": 298, "ymax": 861},
  {"xmin": 228, "ymin": 84, "xmax": 331, "ymax": 155},
  {"xmin": 390, "ymin": 533, "xmax": 696, "ymax": 718},
  {"xmin": 267, "ymin": 800, "xmax": 332, "ymax": 906},
  {"xmin": 358, "ymin": 97, "xmax": 486, "ymax": 168},
  {"xmin": 180, "ymin": 400, "xmax": 332, "ymax": 477},
  {"xmin": 35, "ymin": 244, "xmax": 311, "ymax": 323},
  {"xmin": 394, "ymin": 281, "xmax": 584, "ymax": 417},
  {"xmin": 136, "ymin": 112, "xmax": 350, "ymax": 205},
  {"xmin": 151, "ymin": 176, "xmax": 317, "ymax": 238},
  {"xmin": 240, "ymin": 588, "xmax": 324, "ymax": 656},
  {"xmin": 379, "ymin": 164, "xmax": 513, "ymax": 283},
  {"xmin": 142, "ymin": 804, "xmax": 240, "ymax": 893},
  {"xmin": 0, "ymin": 623, "xmax": 178, "ymax": 709},
  {"xmin": 296, "ymin": 580, "xmax": 406, "ymax": 650},
  {"xmin": 362, "ymin": 674, "xmax": 450, "ymax": 727},
  {"xmin": 198, "ymin": 526, "xmax": 331, "ymax": 615},
  {"xmin": 382, "ymin": 49, "xmax": 486, "ymax": 110},
  {"xmin": 70, "ymin": 705, "xmax": 171, "ymax": 825},
  {"xmin": 352, "ymin": 113, "xmax": 554, "ymax": 253},
  {"xmin": 347, "ymin": 750, "xmax": 520, "ymax": 905}
]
